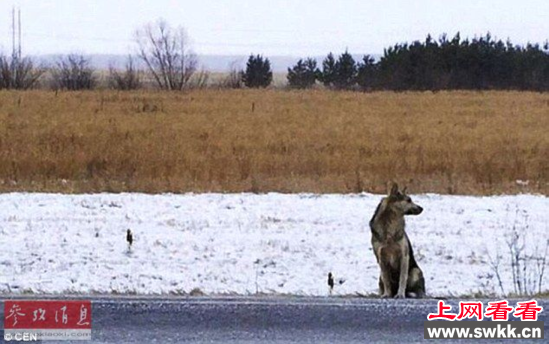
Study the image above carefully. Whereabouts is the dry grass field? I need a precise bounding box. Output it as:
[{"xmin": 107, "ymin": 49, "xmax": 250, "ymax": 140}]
[{"xmin": 0, "ymin": 90, "xmax": 547, "ymax": 195}]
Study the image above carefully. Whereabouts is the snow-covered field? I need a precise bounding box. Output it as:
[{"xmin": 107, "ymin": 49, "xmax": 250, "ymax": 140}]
[{"xmin": 0, "ymin": 193, "xmax": 547, "ymax": 297}]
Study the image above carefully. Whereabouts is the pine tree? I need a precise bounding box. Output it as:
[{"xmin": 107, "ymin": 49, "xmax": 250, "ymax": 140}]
[
  {"xmin": 356, "ymin": 55, "xmax": 377, "ymax": 90},
  {"xmin": 320, "ymin": 53, "xmax": 337, "ymax": 88},
  {"xmin": 287, "ymin": 58, "xmax": 318, "ymax": 89},
  {"xmin": 333, "ymin": 50, "xmax": 357, "ymax": 90},
  {"xmin": 242, "ymin": 54, "xmax": 273, "ymax": 88}
]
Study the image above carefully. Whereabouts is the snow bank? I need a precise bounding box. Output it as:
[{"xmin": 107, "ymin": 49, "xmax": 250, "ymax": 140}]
[{"xmin": 0, "ymin": 193, "xmax": 547, "ymax": 296}]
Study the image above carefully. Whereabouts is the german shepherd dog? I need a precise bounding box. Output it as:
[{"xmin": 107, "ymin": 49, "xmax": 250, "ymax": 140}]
[{"xmin": 369, "ymin": 183, "xmax": 425, "ymax": 298}]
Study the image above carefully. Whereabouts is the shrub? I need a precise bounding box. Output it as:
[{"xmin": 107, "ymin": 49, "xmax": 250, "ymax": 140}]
[
  {"xmin": 51, "ymin": 54, "xmax": 96, "ymax": 90},
  {"xmin": 108, "ymin": 56, "xmax": 142, "ymax": 90},
  {"xmin": 0, "ymin": 53, "xmax": 44, "ymax": 90},
  {"xmin": 222, "ymin": 62, "xmax": 244, "ymax": 89}
]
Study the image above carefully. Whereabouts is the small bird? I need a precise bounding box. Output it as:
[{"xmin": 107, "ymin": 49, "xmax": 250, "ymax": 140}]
[
  {"xmin": 328, "ymin": 272, "xmax": 346, "ymax": 295},
  {"xmin": 126, "ymin": 229, "xmax": 133, "ymax": 248},
  {"xmin": 328, "ymin": 272, "xmax": 334, "ymax": 295}
]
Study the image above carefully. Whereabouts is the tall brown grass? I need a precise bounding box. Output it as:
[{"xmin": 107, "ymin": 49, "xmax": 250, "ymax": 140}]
[{"xmin": 0, "ymin": 90, "xmax": 547, "ymax": 195}]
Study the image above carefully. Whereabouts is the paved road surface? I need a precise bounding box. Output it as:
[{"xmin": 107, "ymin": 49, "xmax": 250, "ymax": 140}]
[{"xmin": 1, "ymin": 297, "xmax": 547, "ymax": 343}]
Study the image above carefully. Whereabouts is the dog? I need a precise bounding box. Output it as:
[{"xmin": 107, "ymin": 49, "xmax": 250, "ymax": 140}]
[{"xmin": 369, "ymin": 183, "xmax": 425, "ymax": 298}]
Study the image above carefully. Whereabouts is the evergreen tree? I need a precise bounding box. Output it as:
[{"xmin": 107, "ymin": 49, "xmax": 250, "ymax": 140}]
[
  {"xmin": 242, "ymin": 54, "xmax": 273, "ymax": 88},
  {"xmin": 320, "ymin": 53, "xmax": 337, "ymax": 88},
  {"xmin": 287, "ymin": 58, "xmax": 318, "ymax": 89},
  {"xmin": 333, "ymin": 50, "xmax": 357, "ymax": 89},
  {"xmin": 373, "ymin": 33, "xmax": 549, "ymax": 91},
  {"xmin": 356, "ymin": 55, "xmax": 377, "ymax": 90}
]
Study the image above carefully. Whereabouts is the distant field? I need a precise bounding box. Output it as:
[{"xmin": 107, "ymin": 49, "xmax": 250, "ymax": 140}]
[{"xmin": 0, "ymin": 90, "xmax": 547, "ymax": 195}]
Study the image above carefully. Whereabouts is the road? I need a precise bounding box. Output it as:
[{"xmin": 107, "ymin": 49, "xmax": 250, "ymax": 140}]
[{"xmin": 1, "ymin": 297, "xmax": 547, "ymax": 343}]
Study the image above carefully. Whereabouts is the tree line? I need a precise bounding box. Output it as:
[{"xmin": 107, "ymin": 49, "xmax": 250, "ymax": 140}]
[
  {"xmin": 1, "ymin": 23, "xmax": 548, "ymax": 91},
  {"xmin": 284, "ymin": 33, "xmax": 549, "ymax": 91}
]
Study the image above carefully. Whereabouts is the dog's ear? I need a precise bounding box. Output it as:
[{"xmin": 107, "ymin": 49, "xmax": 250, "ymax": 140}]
[
  {"xmin": 389, "ymin": 183, "xmax": 399, "ymax": 197},
  {"xmin": 402, "ymin": 186, "xmax": 408, "ymax": 195}
]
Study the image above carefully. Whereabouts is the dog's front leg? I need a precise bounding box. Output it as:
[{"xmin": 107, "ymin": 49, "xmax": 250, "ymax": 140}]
[
  {"xmin": 380, "ymin": 268, "xmax": 392, "ymax": 298},
  {"xmin": 395, "ymin": 245, "xmax": 409, "ymax": 299},
  {"xmin": 377, "ymin": 247, "xmax": 393, "ymax": 298}
]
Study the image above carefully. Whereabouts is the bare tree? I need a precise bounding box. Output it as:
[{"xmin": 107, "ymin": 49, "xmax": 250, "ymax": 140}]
[
  {"xmin": 0, "ymin": 53, "xmax": 44, "ymax": 89},
  {"xmin": 221, "ymin": 61, "xmax": 244, "ymax": 88},
  {"xmin": 135, "ymin": 20, "xmax": 198, "ymax": 90},
  {"xmin": 51, "ymin": 54, "xmax": 96, "ymax": 90},
  {"xmin": 108, "ymin": 55, "xmax": 142, "ymax": 90}
]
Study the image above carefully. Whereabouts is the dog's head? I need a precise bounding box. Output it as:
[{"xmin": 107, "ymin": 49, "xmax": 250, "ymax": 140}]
[{"xmin": 386, "ymin": 183, "xmax": 423, "ymax": 216}]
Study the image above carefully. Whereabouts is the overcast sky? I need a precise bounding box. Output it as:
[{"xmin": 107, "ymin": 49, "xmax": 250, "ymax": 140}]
[{"xmin": 0, "ymin": 0, "xmax": 548, "ymax": 56}]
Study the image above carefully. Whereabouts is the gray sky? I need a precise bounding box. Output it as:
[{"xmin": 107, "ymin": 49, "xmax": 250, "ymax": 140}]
[{"xmin": 0, "ymin": 0, "xmax": 548, "ymax": 56}]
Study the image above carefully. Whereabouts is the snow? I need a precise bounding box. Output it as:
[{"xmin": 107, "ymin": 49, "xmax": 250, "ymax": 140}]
[{"xmin": 0, "ymin": 193, "xmax": 547, "ymax": 297}]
